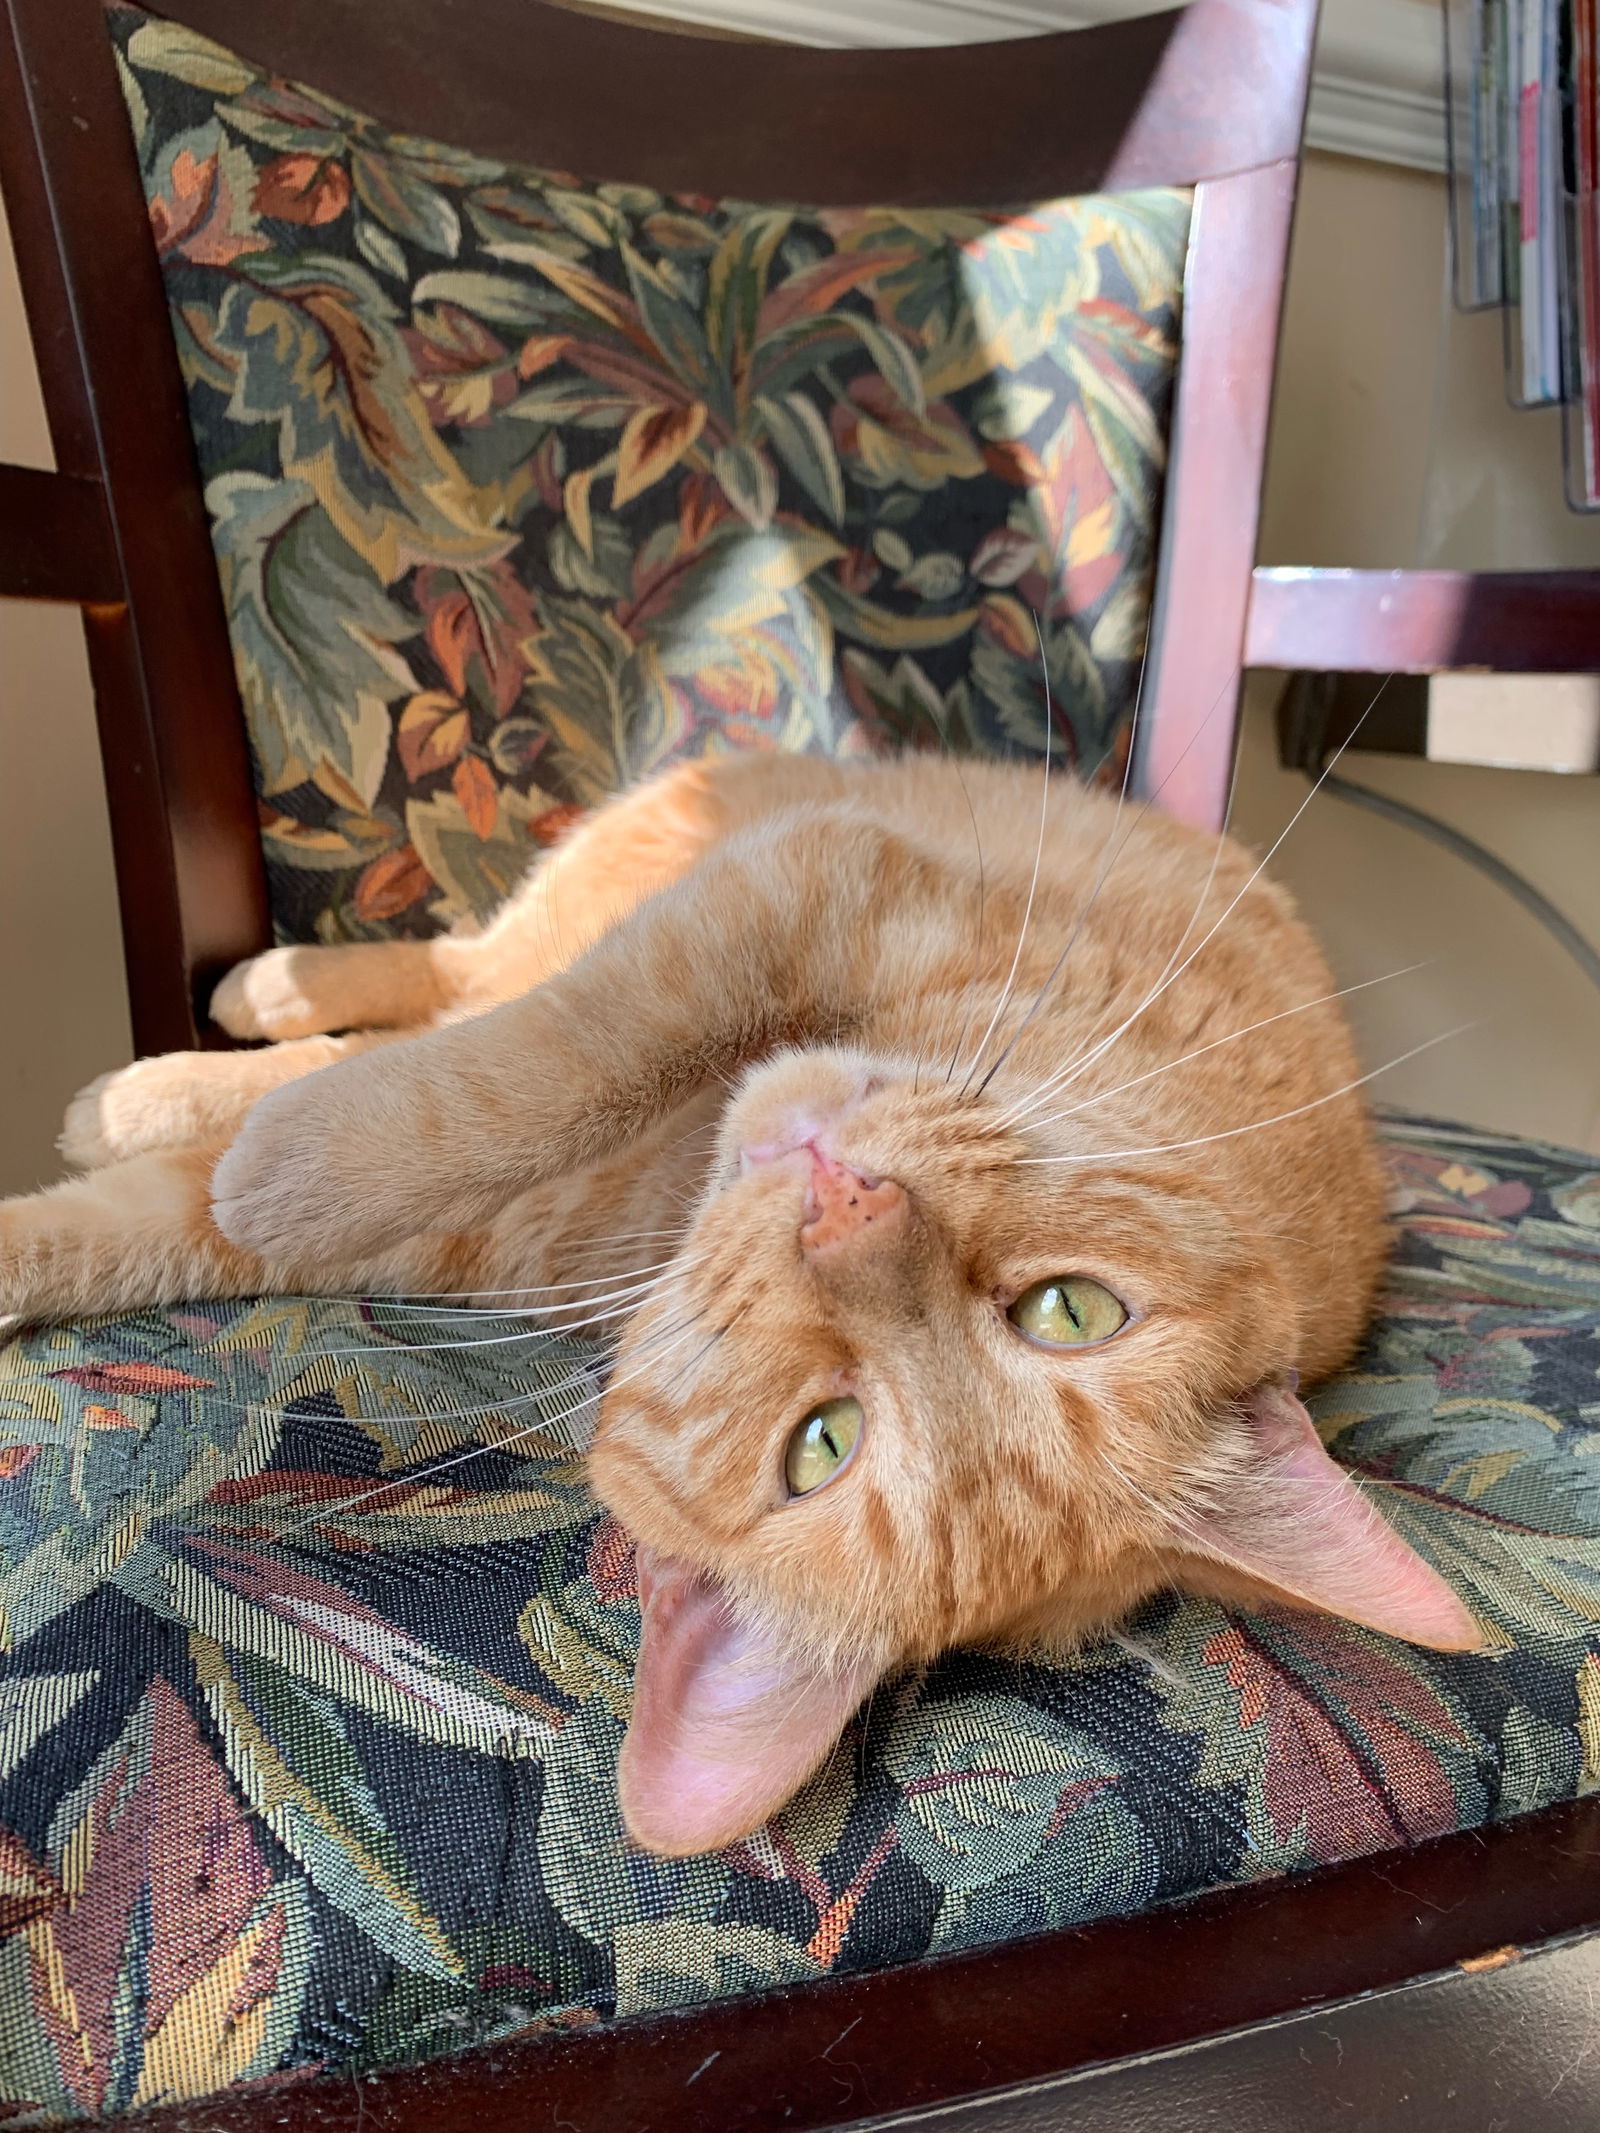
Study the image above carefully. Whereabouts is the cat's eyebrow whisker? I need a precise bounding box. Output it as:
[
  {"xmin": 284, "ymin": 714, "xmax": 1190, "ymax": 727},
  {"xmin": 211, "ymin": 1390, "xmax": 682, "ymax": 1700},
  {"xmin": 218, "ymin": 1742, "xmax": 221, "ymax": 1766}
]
[
  {"xmin": 669, "ymin": 1297, "xmax": 749, "ymax": 1390},
  {"xmin": 96, "ymin": 1313, "xmax": 624, "ymax": 1433},
  {"xmin": 986, "ymin": 661, "xmax": 1253, "ymax": 1126},
  {"xmin": 1018, "ymin": 1020, "xmax": 1478, "ymax": 1166},
  {"xmin": 974, "ymin": 616, "xmax": 1269, "ymax": 1108},
  {"xmin": 197, "ymin": 1264, "xmax": 711, "ymax": 1433},
  {"xmin": 958, "ymin": 609, "xmax": 1054, "ymax": 1093},
  {"xmin": 1006, "ymin": 962, "xmax": 1429, "ymax": 1135},
  {"xmin": 266, "ymin": 1307, "xmax": 713, "ymax": 1543},
  {"xmin": 970, "ymin": 612, "xmax": 1154, "ymax": 1097},
  {"xmin": 996, "ymin": 706, "xmax": 1247, "ymax": 1127},
  {"xmin": 1004, "ymin": 675, "xmax": 1395, "ymax": 1123},
  {"xmin": 941, "ymin": 754, "xmax": 989, "ymax": 1084},
  {"xmin": 329, "ymin": 1299, "xmax": 677, "ymax": 1358}
]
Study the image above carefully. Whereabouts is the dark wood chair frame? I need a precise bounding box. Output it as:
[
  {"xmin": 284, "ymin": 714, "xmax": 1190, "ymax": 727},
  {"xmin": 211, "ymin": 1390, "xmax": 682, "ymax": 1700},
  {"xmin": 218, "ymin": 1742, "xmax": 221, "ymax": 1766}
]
[{"xmin": 7, "ymin": 0, "xmax": 1600, "ymax": 2125}]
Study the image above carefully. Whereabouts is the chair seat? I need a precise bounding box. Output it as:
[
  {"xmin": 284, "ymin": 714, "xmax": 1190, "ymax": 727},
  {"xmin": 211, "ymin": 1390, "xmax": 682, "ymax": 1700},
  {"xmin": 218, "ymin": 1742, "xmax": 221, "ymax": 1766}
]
[{"xmin": 3, "ymin": 1110, "xmax": 1599, "ymax": 2119}]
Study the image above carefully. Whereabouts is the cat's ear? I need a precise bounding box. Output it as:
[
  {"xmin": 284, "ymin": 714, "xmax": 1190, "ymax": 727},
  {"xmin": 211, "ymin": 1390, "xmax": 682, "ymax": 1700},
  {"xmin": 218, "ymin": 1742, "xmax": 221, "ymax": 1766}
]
[
  {"xmin": 1170, "ymin": 1379, "xmax": 1481, "ymax": 1651},
  {"xmin": 618, "ymin": 1553, "xmax": 879, "ymax": 1856}
]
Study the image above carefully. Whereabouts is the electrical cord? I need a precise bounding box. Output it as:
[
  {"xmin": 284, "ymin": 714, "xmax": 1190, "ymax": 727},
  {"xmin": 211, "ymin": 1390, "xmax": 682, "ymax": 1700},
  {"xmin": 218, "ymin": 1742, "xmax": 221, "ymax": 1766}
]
[{"xmin": 1315, "ymin": 766, "xmax": 1600, "ymax": 999}]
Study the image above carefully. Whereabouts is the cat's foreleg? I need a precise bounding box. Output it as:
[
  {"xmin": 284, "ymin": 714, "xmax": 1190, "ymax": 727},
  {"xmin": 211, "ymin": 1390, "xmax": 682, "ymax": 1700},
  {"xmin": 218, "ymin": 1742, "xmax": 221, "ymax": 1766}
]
[
  {"xmin": 60, "ymin": 1032, "xmax": 408, "ymax": 1170},
  {"xmin": 0, "ymin": 1148, "xmax": 271, "ymax": 1320},
  {"xmin": 209, "ymin": 939, "xmax": 470, "ymax": 1043},
  {"xmin": 208, "ymin": 812, "xmax": 958, "ymax": 1264},
  {"xmin": 0, "ymin": 1144, "xmax": 499, "ymax": 1324},
  {"xmin": 210, "ymin": 761, "xmax": 741, "ymax": 1043}
]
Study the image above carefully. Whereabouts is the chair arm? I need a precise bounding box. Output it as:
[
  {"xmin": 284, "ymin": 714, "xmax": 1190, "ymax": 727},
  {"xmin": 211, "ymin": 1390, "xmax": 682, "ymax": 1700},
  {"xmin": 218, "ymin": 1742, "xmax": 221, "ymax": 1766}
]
[
  {"xmin": 0, "ymin": 461, "xmax": 121, "ymax": 603},
  {"xmin": 1247, "ymin": 565, "xmax": 1600, "ymax": 674}
]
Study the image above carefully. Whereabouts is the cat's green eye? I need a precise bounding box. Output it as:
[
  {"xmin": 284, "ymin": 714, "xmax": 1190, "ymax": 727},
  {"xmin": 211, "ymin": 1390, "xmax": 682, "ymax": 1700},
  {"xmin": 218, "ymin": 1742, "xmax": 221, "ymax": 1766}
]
[
  {"xmin": 785, "ymin": 1396, "xmax": 863, "ymax": 1496},
  {"xmin": 1008, "ymin": 1277, "xmax": 1128, "ymax": 1348}
]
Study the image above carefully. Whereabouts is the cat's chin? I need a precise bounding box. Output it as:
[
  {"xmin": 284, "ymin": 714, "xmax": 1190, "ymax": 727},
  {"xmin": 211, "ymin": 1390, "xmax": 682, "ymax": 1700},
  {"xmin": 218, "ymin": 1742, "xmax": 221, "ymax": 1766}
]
[{"xmin": 618, "ymin": 1546, "xmax": 882, "ymax": 1857}]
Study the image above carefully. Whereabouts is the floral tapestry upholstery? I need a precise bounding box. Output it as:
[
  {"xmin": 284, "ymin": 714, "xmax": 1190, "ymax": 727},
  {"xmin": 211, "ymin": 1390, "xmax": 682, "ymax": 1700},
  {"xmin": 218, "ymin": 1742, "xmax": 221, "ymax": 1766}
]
[
  {"xmin": 110, "ymin": 7, "xmax": 1190, "ymax": 945},
  {"xmin": 3, "ymin": 1113, "xmax": 1600, "ymax": 2118}
]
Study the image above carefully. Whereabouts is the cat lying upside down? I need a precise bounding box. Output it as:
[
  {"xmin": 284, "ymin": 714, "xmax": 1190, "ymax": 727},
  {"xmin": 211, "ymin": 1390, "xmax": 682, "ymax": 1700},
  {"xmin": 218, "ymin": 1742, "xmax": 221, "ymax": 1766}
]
[{"xmin": 0, "ymin": 752, "xmax": 1480, "ymax": 1854}]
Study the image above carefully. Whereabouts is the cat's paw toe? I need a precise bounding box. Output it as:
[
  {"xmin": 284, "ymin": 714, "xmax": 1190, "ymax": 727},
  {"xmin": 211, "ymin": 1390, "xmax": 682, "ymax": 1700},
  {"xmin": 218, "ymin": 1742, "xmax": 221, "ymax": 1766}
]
[
  {"xmin": 59, "ymin": 1073, "xmax": 122, "ymax": 1170},
  {"xmin": 209, "ymin": 1077, "xmax": 377, "ymax": 1264},
  {"xmin": 60, "ymin": 1056, "xmax": 213, "ymax": 1168},
  {"xmin": 210, "ymin": 949, "xmax": 329, "ymax": 1042}
]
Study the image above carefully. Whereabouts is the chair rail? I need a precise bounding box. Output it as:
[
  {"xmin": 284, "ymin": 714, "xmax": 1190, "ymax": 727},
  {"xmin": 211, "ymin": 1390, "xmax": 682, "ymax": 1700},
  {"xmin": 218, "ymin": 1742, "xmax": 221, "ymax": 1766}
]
[
  {"xmin": 168, "ymin": 0, "xmax": 1310, "ymax": 206},
  {"xmin": 0, "ymin": 462, "xmax": 121, "ymax": 603},
  {"xmin": 1248, "ymin": 565, "xmax": 1600, "ymax": 674},
  {"xmin": 139, "ymin": 1791, "xmax": 1600, "ymax": 2133},
  {"xmin": 1, "ymin": 0, "xmax": 272, "ymax": 1052}
]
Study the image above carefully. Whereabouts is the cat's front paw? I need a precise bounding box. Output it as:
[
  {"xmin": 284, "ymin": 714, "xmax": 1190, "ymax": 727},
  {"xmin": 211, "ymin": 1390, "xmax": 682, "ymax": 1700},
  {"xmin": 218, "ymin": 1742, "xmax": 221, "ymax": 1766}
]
[
  {"xmin": 61, "ymin": 1055, "xmax": 221, "ymax": 1169},
  {"xmin": 210, "ymin": 947, "xmax": 332, "ymax": 1041},
  {"xmin": 60, "ymin": 1070, "xmax": 133, "ymax": 1170},
  {"xmin": 209, "ymin": 1059, "xmax": 411, "ymax": 1264}
]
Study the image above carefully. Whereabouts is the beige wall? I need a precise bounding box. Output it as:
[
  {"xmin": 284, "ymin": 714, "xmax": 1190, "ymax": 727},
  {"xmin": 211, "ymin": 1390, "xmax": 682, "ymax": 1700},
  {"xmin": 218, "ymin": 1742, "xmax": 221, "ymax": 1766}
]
[
  {"xmin": 1, "ymin": 148, "xmax": 1597, "ymax": 1195},
  {"xmin": 0, "ymin": 193, "xmax": 132, "ymax": 1197},
  {"xmin": 1235, "ymin": 153, "xmax": 1600, "ymax": 1155}
]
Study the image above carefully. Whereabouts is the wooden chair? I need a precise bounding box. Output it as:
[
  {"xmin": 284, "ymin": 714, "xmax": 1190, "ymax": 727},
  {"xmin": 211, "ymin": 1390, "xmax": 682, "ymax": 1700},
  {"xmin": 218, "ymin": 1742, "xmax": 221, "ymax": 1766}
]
[
  {"xmin": 6, "ymin": 2, "xmax": 1600, "ymax": 2127},
  {"xmin": 0, "ymin": 0, "xmax": 1317, "ymax": 1055}
]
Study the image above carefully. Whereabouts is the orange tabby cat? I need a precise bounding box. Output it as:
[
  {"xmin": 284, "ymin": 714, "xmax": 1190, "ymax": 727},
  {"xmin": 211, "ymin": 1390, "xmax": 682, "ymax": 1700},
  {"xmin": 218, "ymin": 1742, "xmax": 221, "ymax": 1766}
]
[{"xmin": 0, "ymin": 753, "xmax": 1479, "ymax": 1854}]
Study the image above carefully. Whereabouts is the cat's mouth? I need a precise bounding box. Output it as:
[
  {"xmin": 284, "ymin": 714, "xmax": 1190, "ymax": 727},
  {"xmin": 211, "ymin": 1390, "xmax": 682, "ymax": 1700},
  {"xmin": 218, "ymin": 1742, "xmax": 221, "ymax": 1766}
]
[{"xmin": 619, "ymin": 1545, "xmax": 880, "ymax": 1856}]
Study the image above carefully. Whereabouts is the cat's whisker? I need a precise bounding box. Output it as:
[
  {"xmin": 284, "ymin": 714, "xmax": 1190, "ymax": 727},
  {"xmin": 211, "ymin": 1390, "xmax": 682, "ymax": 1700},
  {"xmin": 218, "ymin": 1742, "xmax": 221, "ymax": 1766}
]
[
  {"xmin": 958, "ymin": 609, "xmax": 1054, "ymax": 1093},
  {"xmin": 379, "ymin": 1293, "xmax": 686, "ymax": 1349},
  {"xmin": 175, "ymin": 1273, "xmax": 704, "ymax": 1435},
  {"xmin": 1095, "ymin": 1443, "xmax": 1217, "ymax": 1558},
  {"xmin": 1001, "ymin": 676, "xmax": 1396, "ymax": 1124},
  {"xmin": 995, "ymin": 818, "xmax": 1232, "ymax": 1131},
  {"xmin": 363, "ymin": 1250, "xmax": 689, "ymax": 1305},
  {"xmin": 995, "ymin": 789, "xmax": 1238, "ymax": 1127},
  {"xmin": 267, "ymin": 1305, "xmax": 713, "ymax": 1543},
  {"xmin": 1109, "ymin": 1628, "xmax": 1185, "ymax": 1688},
  {"xmin": 327, "ymin": 1272, "xmax": 707, "ymax": 1356},
  {"xmin": 552, "ymin": 1230, "xmax": 694, "ymax": 1270},
  {"xmin": 1018, "ymin": 1021, "xmax": 1478, "ymax": 1166},
  {"xmin": 354, "ymin": 1262, "xmax": 702, "ymax": 1335},
  {"xmin": 1015, "ymin": 962, "xmax": 1429, "ymax": 1135},
  {"xmin": 195, "ymin": 1363, "xmax": 612, "ymax": 1438},
  {"xmin": 564, "ymin": 1227, "xmax": 688, "ymax": 1247}
]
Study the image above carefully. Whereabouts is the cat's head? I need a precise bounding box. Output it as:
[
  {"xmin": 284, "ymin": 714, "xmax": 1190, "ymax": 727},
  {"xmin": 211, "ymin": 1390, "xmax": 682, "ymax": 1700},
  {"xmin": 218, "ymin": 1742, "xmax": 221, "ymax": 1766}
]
[{"xmin": 587, "ymin": 1045, "xmax": 1478, "ymax": 1856}]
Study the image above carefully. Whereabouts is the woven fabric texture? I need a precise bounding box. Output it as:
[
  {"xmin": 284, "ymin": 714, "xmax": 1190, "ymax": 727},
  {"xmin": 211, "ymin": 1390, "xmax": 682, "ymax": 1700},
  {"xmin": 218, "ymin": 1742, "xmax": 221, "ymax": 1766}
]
[
  {"xmin": 12, "ymin": 14, "xmax": 1596, "ymax": 2121},
  {"xmin": 110, "ymin": 6, "xmax": 1188, "ymax": 945},
  {"xmin": 2, "ymin": 1114, "xmax": 1600, "ymax": 2117}
]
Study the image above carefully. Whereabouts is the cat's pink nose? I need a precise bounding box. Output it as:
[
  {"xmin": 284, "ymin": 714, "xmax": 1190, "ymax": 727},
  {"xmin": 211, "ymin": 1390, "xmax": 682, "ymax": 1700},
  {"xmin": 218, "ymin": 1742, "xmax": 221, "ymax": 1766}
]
[{"xmin": 799, "ymin": 1148, "xmax": 906, "ymax": 1256}]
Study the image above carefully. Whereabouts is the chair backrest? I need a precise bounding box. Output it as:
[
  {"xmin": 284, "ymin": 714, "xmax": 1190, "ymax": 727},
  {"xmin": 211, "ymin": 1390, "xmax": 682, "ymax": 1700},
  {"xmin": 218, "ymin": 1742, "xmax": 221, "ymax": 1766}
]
[{"xmin": 0, "ymin": 0, "xmax": 1320, "ymax": 1053}]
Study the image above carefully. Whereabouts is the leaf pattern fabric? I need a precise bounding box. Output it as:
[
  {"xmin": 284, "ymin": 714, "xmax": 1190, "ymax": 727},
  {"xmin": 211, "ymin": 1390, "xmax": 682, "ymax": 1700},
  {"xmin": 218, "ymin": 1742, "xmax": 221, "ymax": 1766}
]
[
  {"xmin": 4, "ymin": 1115, "xmax": 1600, "ymax": 2116},
  {"xmin": 17, "ymin": 13, "xmax": 1599, "ymax": 2119},
  {"xmin": 109, "ymin": 6, "xmax": 1189, "ymax": 944}
]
